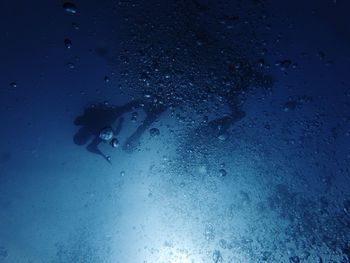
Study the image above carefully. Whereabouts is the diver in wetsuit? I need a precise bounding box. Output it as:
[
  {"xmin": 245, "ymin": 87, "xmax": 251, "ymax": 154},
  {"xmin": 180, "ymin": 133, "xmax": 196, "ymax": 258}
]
[{"xmin": 73, "ymin": 100, "xmax": 139, "ymax": 163}]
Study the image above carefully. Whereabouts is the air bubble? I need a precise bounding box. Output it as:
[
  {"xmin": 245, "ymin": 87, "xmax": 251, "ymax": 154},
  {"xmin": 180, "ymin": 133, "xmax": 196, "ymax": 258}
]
[
  {"xmin": 66, "ymin": 62, "xmax": 75, "ymax": 69},
  {"xmin": 63, "ymin": 2, "xmax": 77, "ymax": 14},
  {"xmin": 218, "ymin": 132, "xmax": 229, "ymax": 141},
  {"xmin": 110, "ymin": 138, "xmax": 119, "ymax": 148},
  {"xmin": 64, "ymin": 38, "xmax": 72, "ymax": 49},
  {"xmin": 204, "ymin": 225, "xmax": 215, "ymax": 241},
  {"xmin": 99, "ymin": 127, "xmax": 114, "ymax": 141},
  {"xmin": 71, "ymin": 22, "xmax": 79, "ymax": 30},
  {"xmin": 212, "ymin": 250, "xmax": 223, "ymax": 263},
  {"xmin": 131, "ymin": 112, "xmax": 138, "ymax": 122},
  {"xmin": 219, "ymin": 169, "xmax": 227, "ymax": 177},
  {"xmin": 149, "ymin": 127, "xmax": 160, "ymax": 137},
  {"xmin": 289, "ymin": 256, "xmax": 300, "ymax": 263}
]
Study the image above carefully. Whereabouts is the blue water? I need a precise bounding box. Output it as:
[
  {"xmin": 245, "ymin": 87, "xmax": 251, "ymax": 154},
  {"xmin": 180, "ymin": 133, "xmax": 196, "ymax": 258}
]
[{"xmin": 0, "ymin": 0, "xmax": 349, "ymax": 262}]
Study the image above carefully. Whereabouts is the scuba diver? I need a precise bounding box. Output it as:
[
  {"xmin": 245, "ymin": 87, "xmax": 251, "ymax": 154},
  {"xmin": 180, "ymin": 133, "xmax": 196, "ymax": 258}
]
[{"xmin": 73, "ymin": 100, "xmax": 139, "ymax": 163}]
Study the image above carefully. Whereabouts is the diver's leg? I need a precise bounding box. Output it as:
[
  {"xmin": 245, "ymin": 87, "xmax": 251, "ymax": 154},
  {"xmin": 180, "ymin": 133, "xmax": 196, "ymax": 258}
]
[
  {"xmin": 114, "ymin": 117, "xmax": 124, "ymax": 135},
  {"xmin": 73, "ymin": 127, "xmax": 92, "ymax": 145},
  {"xmin": 123, "ymin": 104, "xmax": 166, "ymax": 153},
  {"xmin": 108, "ymin": 101, "xmax": 141, "ymax": 142},
  {"xmin": 86, "ymin": 136, "xmax": 111, "ymax": 164}
]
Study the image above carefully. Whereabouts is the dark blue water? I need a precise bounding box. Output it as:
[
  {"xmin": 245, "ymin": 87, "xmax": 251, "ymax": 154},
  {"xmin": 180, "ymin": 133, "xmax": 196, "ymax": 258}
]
[{"xmin": 0, "ymin": 0, "xmax": 349, "ymax": 262}]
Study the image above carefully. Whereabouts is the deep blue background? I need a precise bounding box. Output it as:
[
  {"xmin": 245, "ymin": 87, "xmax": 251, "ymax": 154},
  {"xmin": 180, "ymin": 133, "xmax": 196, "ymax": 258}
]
[{"xmin": 0, "ymin": 0, "xmax": 349, "ymax": 262}]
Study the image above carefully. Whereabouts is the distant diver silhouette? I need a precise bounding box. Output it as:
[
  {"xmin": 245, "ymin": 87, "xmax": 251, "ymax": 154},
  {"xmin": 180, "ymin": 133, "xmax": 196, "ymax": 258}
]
[{"xmin": 73, "ymin": 101, "xmax": 139, "ymax": 163}]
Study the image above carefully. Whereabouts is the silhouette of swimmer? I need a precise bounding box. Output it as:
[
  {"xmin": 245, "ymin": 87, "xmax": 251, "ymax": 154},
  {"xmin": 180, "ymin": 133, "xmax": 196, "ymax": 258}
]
[{"xmin": 73, "ymin": 101, "xmax": 139, "ymax": 163}]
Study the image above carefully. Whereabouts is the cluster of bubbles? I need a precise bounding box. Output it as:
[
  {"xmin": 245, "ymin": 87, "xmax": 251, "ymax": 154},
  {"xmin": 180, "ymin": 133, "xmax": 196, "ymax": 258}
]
[
  {"xmin": 116, "ymin": 0, "xmax": 273, "ymax": 113},
  {"xmin": 112, "ymin": 5, "xmax": 275, "ymax": 262},
  {"xmin": 62, "ymin": 2, "xmax": 78, "ymax": 69},
  {"xmin": 52, "ymin": 228, "xmax": 110, "ymax": 263},
  {"xmin": 115, "ymin": 1, "xmax": 350, "ymax": 262},
  {"xmin": 99, "ymin": 126, "xmax": 120, "ymax": 149}
]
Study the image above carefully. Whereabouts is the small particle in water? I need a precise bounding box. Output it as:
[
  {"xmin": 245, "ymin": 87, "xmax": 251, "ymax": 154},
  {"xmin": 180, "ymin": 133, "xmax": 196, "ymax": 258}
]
[
  {"xmin": 343, "ymin": 200, "xmax": 350, "ymax": 214},
  {"xmin": 219, "ymin": 239, "xmax": 227, "ymax": 249},
  {"xmin": 149, "ymin": 127, "xmax": 160, "ymax": 137},
  {"xmin": 72, "ymin": 22, "xmax": 79, "ymax": 30},
  {"xmin": 276, "ymin": 59, "xmax": 292, "ymax": 70},
  {"xmin": 106, "ymin": 156, "xmax": 111, "ymax": 162},
  {"xmin": 9, "ymin": 82, "xmax": 17, "ymax": 88},
  {"xmin": 110, "ymin": 138, "xmax": 119, "ymax": 148},
  {"xmin": 262, "ymin": 251, "xmax": 272, "ymax": 261},
  {"xmin": 317, "ymin": 51, "xmax": 325, "ymax": 60},
  {"xmin": 120, "ymin": 171, "xmax": 125, "ymax": 176},
  {"xmin": 63, "ymin": 2, "xmax": 77, "ymax": 14},
  {"xmin": 258, "ymin": 58, "xmax": 265, "ymax": 67},
  {"xmin": 280, "ymin": 59, "xmax": 292, "ymax": 70},
  {"xmin": 64, "ymin": 38, "xmax": 72, "ymax": 49},
  {"xmin": 289, "ymin": 256, "xmax": 300, "ymax": 263},
  {"xmin": 66, "ymin": 62, "xmax": 75, "ymax": 69},
  {"xmin": 131, "ymin": 111, "xmax": 138, "ymax": 122},
  {"xmin": 104, "ymin": 76, "xmax": 110, "ymax": 83},
  {"xmin": 219, "ymin": 169, "xmax": 227, "ymax": 177},
  {"xmin": 218, "ymin": 132, "xmax": 229, "ymax": 141},
  {"xmin": 283, "ymin": 100, "xmax": 298, "ymax": 111},
  {"xmin": 264, "ymin": 123, "xmax": 271, "ymax": 130}
]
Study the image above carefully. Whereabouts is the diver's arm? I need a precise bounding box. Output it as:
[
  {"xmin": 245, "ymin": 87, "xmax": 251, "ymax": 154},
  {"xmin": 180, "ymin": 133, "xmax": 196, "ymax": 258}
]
[
  {"xmin": 114, "ymin": 117, "xmax": 124, "ymax": 135},
  {"xmin": 86, "ymin": 136, "xmax": 111, "ymax": 164}
]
